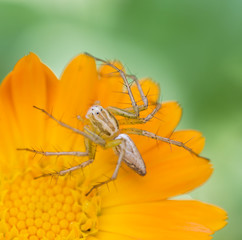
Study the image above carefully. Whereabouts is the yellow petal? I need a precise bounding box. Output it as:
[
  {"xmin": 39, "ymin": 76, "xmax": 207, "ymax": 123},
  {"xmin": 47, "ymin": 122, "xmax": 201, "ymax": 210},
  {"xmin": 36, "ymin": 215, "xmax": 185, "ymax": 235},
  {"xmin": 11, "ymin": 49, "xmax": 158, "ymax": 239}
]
[
  {"xmin": 44, "ymin": 54, "xmax": 99, "ymax": 154},
  {"xmin": 98, "ymin": 130, "xmax": 212, "ymax": 207},
  {"xmin": 95, "ymin": 231, "xmax": 137, "ymax": 240},
  {"xmin": 121, "ymin": 101, "xmax": 182, "ymax": 154},
  {"xmin": 0, "ymin": 53, "xmax": 58, "ymax": 174},
  {"xmin": 97, "ymin": 61, "xmax": 125, "ymax": 108},
  {"xmin": 99, "ymin": 200, "xmax": 227, "ymax": 240},
  {"xmin": 118, "ymin": 78, "xmax": 160, "ymax": 111},
  {"xmin": 54, "ymin": 53, "xmax": 98, "ymax": 120}
]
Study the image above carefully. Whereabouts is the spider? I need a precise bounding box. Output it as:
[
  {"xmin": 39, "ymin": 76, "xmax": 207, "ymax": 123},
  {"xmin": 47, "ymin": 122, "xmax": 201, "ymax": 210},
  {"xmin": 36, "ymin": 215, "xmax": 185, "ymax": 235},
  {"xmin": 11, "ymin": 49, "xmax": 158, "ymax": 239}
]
[{"xmin": 18, "ymin": 53, "xmax": 207, "ymax": 195}]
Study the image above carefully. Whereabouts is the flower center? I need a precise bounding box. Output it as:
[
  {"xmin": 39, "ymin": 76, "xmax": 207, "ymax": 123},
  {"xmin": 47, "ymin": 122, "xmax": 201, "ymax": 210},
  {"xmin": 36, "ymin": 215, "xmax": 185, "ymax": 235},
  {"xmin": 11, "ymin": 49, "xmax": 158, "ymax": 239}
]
[{"xmin": 1, "ymin": 172, "xmax": 101, "ymax": 239}]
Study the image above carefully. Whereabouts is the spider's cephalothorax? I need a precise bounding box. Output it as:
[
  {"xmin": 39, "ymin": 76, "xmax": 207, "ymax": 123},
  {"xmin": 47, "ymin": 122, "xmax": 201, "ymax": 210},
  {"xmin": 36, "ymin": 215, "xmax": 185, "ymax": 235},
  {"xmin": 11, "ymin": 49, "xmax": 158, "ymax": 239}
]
[
  {"xmin": 86, "ymin": 105, "xmax": 119, "ymax": 138},
  {"xmin": 18, "ymin": 53, "xmax": 208, "ymax": 195}
]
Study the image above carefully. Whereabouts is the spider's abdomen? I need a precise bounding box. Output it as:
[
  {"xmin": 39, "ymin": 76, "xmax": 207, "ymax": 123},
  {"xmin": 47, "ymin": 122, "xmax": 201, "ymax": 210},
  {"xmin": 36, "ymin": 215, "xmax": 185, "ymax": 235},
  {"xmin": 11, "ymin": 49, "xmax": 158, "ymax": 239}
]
[
  {"xmin": 86, "ymin": 105, "xmax": 119, "ymax": 138},
  {"xmin": 114, "ymin": 134, "xmax": 146, "ymax": 176}
]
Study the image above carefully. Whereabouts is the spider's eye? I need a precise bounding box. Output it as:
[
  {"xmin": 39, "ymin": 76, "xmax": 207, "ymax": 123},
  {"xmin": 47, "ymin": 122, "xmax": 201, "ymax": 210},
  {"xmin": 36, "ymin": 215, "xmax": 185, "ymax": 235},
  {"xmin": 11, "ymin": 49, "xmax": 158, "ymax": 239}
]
[
  {"xmin": 100, "ymin": 108, "xmax": 103, "ymax": 111},
  {"xmin": 96, "ymin": 112, "xmax": 99, "ymax": 115}
]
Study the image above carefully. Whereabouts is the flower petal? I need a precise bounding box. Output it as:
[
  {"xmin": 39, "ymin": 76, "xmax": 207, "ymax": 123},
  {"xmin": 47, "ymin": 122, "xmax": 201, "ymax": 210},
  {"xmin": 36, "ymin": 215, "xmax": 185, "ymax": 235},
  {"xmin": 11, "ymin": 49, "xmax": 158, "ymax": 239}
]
[
  {"xmin": 43, "ymin": 54, "xmax": 99, "ymax": 154},
  {"xmin": 0, "ymin": 53, "xmax": 58, "ymax": 174},
  {"xmin": 53, "ymin": 53, "xmax": 98, "ymax": 120},
  {"xmin": 99, "ymin": 200, "xmax": 227, "ymax": 240},
  {"xmin": 96, "ymin": 130, "xmax": 212, "ymax": 207},
  {"xmin": 0, "ymin": 73, "xmax": 19, "ymax": 161},
  {"xmin": 121, "ymin": 101, "xmax": 182, "ymax": 154},
  {"xmin": 97, "ymin": 62, "xmax": 126, "ymax": 108},
  {"xmin": 118, "ymin": 78, "xmax": 160, "ymax": 112},
  {"xmin": 95, "ymin": 231, "xmax": 138, "ymax": 240},
  {"xmin": 0, "ymin": 53, "xmax": 58, "ymax": 145}
]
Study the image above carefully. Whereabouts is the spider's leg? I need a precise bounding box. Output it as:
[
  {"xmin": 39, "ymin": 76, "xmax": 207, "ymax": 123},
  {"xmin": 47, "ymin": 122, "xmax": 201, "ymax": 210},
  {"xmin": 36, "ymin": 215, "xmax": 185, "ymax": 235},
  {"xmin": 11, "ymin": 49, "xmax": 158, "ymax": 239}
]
[
  {"xmin": 33, "ymin": 106, "xmax": 105, "ymax": 147},
  {"xmin": 142, "ymin": 102, "xmax": 161, "ymax": 122},
  {"xmin": 108, "ymin": 102, "xmax": 161, "ymax": 127},
  {"xmin": 117, "ymin": 102, "xmax": 161, "ymax": 125},
  {"xmin": 121, "ymin": 128, "xmax": 209, "ymax": 161},
  {"xmin": 126, "ymin": 73, "xmax": 148, "ymax": 109},
  {"xmin": 86, "ymin": 146, "xmax": 124, "ymax": 196},
  {"xmin": 17, "ymin": 148, "xmax": 89, "ymax": 157},
  {"xmin": 27, "ymin": 140, "xmax": 97, "ymax": 179},
  {"xmin": 84, "ymin": 53, "xmax": 148, "ymax": 117},
  {"xmin": 107, "ymin": 106, "xmax": 137, "ymax": 118},
  {"xmin": 35, "ymin": 158, "xmax": 95, "ymax": 179}
]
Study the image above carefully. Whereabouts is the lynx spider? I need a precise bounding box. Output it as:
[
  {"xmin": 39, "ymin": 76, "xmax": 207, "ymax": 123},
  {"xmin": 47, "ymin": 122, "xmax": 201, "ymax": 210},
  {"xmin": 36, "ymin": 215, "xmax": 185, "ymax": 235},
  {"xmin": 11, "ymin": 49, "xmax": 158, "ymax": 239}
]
[{"xmin": 18, "ymin": 53, "xmax": 208, "ymax": 195}]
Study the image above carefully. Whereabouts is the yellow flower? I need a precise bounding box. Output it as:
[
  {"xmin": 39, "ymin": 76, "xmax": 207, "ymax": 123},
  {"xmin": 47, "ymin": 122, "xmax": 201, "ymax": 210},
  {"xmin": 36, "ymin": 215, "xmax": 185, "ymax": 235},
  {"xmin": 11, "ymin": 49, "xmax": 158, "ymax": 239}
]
[{"xmin": 0, "ymin": 53, "xmax": 227, "ymax": 239}]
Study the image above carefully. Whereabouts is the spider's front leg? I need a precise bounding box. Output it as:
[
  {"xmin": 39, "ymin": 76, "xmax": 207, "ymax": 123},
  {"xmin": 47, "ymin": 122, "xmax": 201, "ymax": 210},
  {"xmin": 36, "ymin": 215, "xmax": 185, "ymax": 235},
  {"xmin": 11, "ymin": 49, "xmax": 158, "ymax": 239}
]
[
  {"xmin": 84, "ymin": 53, "xmax": 148, "ymax": 117},
  {"xmin": 33, "ymin": 106, "xmax": 106, "ymax": 147}
]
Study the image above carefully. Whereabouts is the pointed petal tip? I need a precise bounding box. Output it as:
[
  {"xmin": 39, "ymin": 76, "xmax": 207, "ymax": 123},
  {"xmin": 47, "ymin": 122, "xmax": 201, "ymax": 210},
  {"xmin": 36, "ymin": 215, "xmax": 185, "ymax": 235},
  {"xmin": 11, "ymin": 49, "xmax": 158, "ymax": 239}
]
[
  {"xmin": 12, "ymin": 52, "xmax": 41, "ymax": 73},
  {"xmin": 24, "ymin": 52, "xmax": 40, "ymax": 62}
]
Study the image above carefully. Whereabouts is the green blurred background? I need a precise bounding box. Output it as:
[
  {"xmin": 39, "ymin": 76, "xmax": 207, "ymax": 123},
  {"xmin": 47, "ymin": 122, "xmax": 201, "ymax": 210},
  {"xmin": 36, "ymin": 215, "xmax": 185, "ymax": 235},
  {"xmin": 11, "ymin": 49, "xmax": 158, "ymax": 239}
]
[{"xmin": 0, "ymin": 0, "xmax": 241, "ymax": 239}]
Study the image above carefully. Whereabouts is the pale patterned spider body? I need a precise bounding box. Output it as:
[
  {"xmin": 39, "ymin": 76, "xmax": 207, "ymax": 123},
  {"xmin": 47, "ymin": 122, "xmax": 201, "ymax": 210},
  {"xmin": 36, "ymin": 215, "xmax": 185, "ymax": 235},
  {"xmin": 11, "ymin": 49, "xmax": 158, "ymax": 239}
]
[
  {"xmin": 18, "ymin": 53, "xmax": 208, "ymax": 195},
  {"xmin": 86, "ymin": 105, "xmax": 146, "ymax": 176}
]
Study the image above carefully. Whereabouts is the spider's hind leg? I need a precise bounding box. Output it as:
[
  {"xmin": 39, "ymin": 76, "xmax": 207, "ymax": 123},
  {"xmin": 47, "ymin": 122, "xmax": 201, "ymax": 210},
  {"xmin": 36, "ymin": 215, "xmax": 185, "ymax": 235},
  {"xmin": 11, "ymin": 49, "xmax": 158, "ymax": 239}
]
[{"xmin": 121, "ymin": 128, "xmax": 209, "ymax": 161}]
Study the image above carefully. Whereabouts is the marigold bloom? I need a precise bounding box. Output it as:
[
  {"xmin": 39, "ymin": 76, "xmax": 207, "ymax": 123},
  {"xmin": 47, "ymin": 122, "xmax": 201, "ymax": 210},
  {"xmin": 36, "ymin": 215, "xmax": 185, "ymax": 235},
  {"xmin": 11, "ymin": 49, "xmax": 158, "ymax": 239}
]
[{"xmin": 0, "ymin": 53, "xmax": 227, "ymax": 239}]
